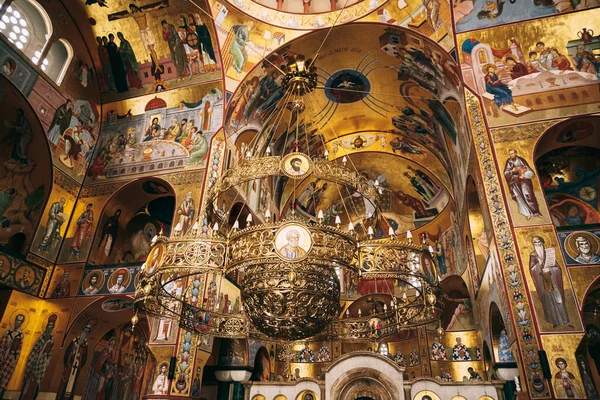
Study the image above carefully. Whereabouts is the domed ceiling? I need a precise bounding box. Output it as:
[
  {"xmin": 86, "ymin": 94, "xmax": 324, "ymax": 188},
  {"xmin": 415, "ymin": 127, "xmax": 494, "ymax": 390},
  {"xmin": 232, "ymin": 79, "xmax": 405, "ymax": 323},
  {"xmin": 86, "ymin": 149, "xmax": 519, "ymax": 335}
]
[{"xmin": 220, "ymin": 23, "xmax": 471, "ymax": 241}]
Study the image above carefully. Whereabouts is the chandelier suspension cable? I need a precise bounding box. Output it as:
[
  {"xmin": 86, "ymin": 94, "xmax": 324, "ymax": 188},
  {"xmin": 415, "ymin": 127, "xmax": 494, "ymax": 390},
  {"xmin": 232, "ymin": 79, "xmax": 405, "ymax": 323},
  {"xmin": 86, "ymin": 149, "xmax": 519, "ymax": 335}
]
[
  {"xmin": 305, "ymin": 89, "xmax": 400, "ymax": 237},
  {"xmin": 307, "ymin": 0, "xmax": 352, "ymax": 70},
  {"xmin": 303, "ymin": 90, "xmax": 365, "ymax": 235}
]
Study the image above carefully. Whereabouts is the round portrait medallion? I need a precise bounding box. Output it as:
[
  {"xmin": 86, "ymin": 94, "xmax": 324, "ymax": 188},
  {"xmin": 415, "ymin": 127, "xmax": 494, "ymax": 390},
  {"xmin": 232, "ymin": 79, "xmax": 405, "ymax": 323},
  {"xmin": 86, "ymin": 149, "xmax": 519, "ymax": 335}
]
[
  {"xmin": 564, "ymin": 231, "xmax": 600, "ymax": 264},
  {"xmin": 81, "ymin": 271, "xmax": 105, "ymax": 295},
  {"xmin": 367, "ymin": 317, "xmax": 383, "ymax": 338},
  {"xmin": 280, "ymin": 152, "xmax": 312, "ymax": 180},
  {"xmin": 274, "ymin": 223, "xmax": 313, "ymax": 261},
  {"xmin": 107, "ymin": 268, "xmax": 132, "ymax": 294}
]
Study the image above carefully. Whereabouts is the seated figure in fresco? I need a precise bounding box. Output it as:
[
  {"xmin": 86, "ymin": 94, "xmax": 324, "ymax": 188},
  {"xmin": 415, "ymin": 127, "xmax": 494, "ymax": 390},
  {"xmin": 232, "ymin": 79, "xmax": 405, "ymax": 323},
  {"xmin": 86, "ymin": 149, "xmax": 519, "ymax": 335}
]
[{"xmin": 483, "ymin": 64, "xmax": 518, "ymax": 112}]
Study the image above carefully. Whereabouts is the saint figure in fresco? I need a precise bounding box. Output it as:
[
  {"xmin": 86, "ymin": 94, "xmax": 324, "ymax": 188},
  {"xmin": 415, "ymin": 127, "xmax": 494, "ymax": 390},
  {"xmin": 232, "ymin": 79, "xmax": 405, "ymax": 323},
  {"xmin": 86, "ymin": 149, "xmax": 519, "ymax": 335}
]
[
  {"xmin": 4, "ymin": 108, "xmax": 33, "ymax": 164},
  {"xmin": 109, "ymin": 269, "xmax": 128, "ymax": 294},
  {"xmin": 83, "ymin": 272, "xmax": 101, "ymax": 295},
  {"xmin": 483, "ymin": 64, "xmax": 516, "ymax": 110},
  {"xmin": 176, "ymin": 191, "xmax": 195, "ymax": 235},
  {"xmin": 47, "ymin": 99, "xmax": 74, "ymax": 146},
  {"xmin": 19, "ymin": 314, "xmax": 57, "ymax": 400},
  {"xmin": 82, "ymin": 337, "xmax": 118, "ymax": 400},
  {"xmin": 430, "ymin": 336, "xmax": 447, "ymax": 360},
  {"xmin": 117, "ymin": 32, "xmax": 143, "ymax": 89},
  {"xmin": 105, "ymin": 33, "xmax": 128, "ymax": 93},
  {"xmin": 51, "ymin": 271, "xmax": 71, "ymax": 298},
  {"xmin": 98, "ymin": 209, "xmax": 121, "ymax": 260},
  {"xmin": 577, "ymin": 355, "xmax": 599, "ymax": 399},
  {"xmin": 193, "ymin": 13, "xmax": 217, "ymax": 71},
  {"xmin": 503, "ymin": 149, "xmax": 542, "ymax": 219},
  {"xmin": 554, "ymin": 357, "xmax": 583, "ymax": 398},
  {"xmin": 161, "ymin": 19, "xmax": 187, "ymax": 81},
  {"xmin": 69, "ymin": 203, "xmax": 94, "ymax": 259},
  {"xmin": 57, "ymin": 319, "xmax": 95, "ymax": 400},
  {"xmin": 529, "ymin": 236, "xmax": 573, "ymax": 328},
  {"xmin": 452, "ymin": 336, "xmax": 470, "ymax": 361},
  {"xmin": 191, "ymin": 367, "xmax": 201, "ymax": 397},
  {"xmin": 38, "ymin": 197, "xmax": 67, "ymax": 253},
  {"xmin": 574, "ymin": 235, "xmax": 600, "ymax": 264},
  {"xmin": 498, "ymin": 329, "xmax": 515, "ymax": 362},
  {"xmin": 0, "ymin": 313, "xmax": 25, "ymax": 398},
  {"xmin": 152, "ymin": 363, "xmax": 168, "ymax": 394}
]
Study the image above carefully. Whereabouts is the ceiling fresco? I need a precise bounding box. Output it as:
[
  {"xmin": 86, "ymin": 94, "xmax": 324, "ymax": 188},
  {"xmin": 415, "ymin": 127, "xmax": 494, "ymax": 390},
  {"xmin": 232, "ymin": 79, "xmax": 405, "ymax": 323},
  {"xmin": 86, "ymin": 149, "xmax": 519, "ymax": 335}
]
[
  {"xmin": 66, "ymin": 0, "xmax": 457, "ymax": 97},
  {"xmin": 278, "ymin": 152, "xmax": 451, "ymax": 233},
  {"xmin": 224, "ymin": 24, "xmax": 470, "ymax": 211}
]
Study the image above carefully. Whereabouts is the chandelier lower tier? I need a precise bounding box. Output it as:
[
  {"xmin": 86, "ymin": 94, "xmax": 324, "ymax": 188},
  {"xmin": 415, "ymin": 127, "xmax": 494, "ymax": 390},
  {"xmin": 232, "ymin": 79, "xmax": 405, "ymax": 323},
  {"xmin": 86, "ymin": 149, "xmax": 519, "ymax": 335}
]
[{"xmin": 133, "ymin": 57, "xmax": 444, "ymax": 342}]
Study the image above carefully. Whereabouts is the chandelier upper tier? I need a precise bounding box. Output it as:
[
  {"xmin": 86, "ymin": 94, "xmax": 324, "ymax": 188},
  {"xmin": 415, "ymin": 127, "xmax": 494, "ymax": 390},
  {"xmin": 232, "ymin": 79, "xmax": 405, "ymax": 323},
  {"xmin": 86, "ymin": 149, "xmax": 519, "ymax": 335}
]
[{"xmin": 133, "ymin": 56, "xmax": 444, "ymax": 342}]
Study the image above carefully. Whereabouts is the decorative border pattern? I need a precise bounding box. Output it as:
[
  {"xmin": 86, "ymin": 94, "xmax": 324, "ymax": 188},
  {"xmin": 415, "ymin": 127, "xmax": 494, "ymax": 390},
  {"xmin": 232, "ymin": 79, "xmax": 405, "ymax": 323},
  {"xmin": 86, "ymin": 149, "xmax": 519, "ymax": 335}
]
[{"xmin": 465, "ymin": 90, "xmax": 550, "ymax": 397}]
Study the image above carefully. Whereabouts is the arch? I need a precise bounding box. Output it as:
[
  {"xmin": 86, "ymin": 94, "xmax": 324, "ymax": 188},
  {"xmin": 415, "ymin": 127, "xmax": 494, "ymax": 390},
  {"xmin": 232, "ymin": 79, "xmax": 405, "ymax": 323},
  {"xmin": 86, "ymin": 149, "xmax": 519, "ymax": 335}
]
[
  {"xmin": 58, "ymin": 296, "xmax": 152, "ymax": 399},
  {"xmin": 45, "ymin": 38, "xmax": 73, "ymax": 84},
  {"xmin": 252, "ymin": 346, "xmax": 271, "ymax": 381},
  {"xmin": 0, "ymin": 74, "xmax": 53, "ymax": 256},
  {"xmin": 2, "ymin": 0, "xmax": 52, "ymax": 59},
  {"xmin": 88, "ymin": 178, "xmax": 175, "ymax": 265},
  {"xmin": 326, "ymin": 352, "xmax": 404, "ymax": 400},
  {"xmin": 532, "ymin": 116, "xmax": 600, "ymax": 232},
  {"xmin": 466, "ymin": 175, "xmax": 488, "ymax": 280},
  {"xmin": 413, "ymin": 391, "xmax": 440, "ymax": 400},
  {"xmin": 296, "ymin": 390, "xmax": 318, "ymax": 400}
]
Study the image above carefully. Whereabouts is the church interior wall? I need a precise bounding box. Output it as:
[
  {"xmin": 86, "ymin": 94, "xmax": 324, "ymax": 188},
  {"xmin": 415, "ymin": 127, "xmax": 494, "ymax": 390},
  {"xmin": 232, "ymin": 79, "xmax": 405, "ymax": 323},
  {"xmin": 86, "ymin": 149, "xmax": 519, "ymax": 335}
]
[{"xmin": 0, "ymin": 0, "xmax": 598, "ymax": 397}]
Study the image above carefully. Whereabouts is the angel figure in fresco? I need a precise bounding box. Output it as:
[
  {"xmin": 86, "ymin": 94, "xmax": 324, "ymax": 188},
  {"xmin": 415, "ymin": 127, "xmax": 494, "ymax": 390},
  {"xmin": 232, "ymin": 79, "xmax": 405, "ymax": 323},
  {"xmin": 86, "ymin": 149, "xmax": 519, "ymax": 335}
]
[
  {"xmin": 20, "ymin": 314, "xmax": 57, "ymax": 400},
  {"xmin": 229, "ymin": 21, "xmax": 254, "ymax": 77},
  {"xmin": 529, "ymin": 236, "xmax": 573, "ymax": 328},
  {"xmin": 452, "ymin": 337, "xmax": 470, "ymax": 360},
  {"xmin": 554, "ymin": 357, "xmax": 584, "ymax": 398},
  {"xmin": 431, "ymin": 336, "xmax": 447, "ymax": 360},
  {"xmin": 0, "ymin": 314, "xmax": 25, "ymax": 398}
]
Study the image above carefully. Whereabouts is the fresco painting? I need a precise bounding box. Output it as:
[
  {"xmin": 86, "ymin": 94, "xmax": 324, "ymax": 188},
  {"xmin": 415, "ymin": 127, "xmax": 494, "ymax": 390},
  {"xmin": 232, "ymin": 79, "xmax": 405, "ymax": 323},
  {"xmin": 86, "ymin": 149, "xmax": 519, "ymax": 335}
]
[
  {"xmin": 457, "ymin": 9, "xmax": 600, "ymax": 128},
  {"xmin": 46, "ymin": 264, "xmax": 84, "ymax": 299},
  {"xmin": 454, "ymin": 0, "xmax": 600, "ymax": 33},
  {"xmin": 81, "ymin": 0, "xmax": 221, "ymax": 102},
  {"xmin": 515, "ymin": 226, "xmax": 583, "ymax": 333},
  {"xmin": 0, "ymin": 75, "xmax": 52, "ymax": 256},
  {"xmin": 30, "ymin": 170, "xmax": 79, "ymax": 263},
  {"xmin": 79, "ymin": 266, "xmax": 141, "ymax": 296},
  {"xmin": 536, "ymin": 144, "xmax": 600, "ymax": 229},
  {"xmin": 86, "ymin": 86, "xmax": 222, "ymax": 181}
]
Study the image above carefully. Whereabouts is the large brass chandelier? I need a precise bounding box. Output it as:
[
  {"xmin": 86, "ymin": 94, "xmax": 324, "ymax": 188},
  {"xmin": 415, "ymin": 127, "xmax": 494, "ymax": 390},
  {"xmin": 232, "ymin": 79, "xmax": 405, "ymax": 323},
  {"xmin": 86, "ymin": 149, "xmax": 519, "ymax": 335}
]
[{"xmin": 133, "ymin": 57, "xmax": 444, "ymax": 342}]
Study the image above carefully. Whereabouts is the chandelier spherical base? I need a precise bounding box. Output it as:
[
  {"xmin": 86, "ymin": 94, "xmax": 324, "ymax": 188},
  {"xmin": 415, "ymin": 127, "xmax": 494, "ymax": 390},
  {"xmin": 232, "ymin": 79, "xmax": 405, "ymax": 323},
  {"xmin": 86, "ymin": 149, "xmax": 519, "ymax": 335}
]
[{"xmin": 241, "ymin": 262, "xmax": 341, "ymax": 341}]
